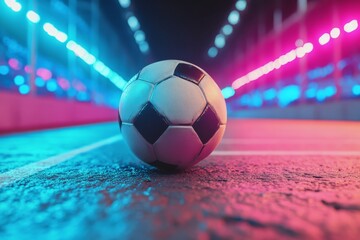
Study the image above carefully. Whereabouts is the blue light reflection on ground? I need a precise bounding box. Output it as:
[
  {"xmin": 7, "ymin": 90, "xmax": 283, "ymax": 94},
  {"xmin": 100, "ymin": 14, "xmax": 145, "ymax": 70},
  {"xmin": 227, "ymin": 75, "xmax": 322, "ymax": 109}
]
[
  {"xmin": 0, "ymin": 122, "xmax": 119, "ymax": 174},
  {"xmin": 0, "ymin": 122, "xmax": 142, "ymax": 239}
]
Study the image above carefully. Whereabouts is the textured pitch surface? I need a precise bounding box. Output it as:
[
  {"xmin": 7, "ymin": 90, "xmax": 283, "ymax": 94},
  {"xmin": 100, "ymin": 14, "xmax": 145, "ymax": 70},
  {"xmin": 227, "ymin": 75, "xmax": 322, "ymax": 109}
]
[{"xmin": 0, "ymin": 120, "xmax": 360, "ymax": 239}]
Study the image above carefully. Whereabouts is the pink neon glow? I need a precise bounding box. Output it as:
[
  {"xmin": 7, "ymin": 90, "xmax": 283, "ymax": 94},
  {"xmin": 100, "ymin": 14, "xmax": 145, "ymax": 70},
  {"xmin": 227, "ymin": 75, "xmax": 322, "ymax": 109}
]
[
  {"xmin": 230, "ymin": 20, "xmax": 358, "ymax": 95},
  {"xmin": 36, "ymin": 68, "xmax": 52, "ymax": 80},
  {"xmin": 318, "ymin": 33, "xmax": 330, "ymax": 45},
  {"xmin": 231, "ymin": 42, "xmax": 315, "ymax": 89},
  {"xmin": 330, "ymin": 28, "xmax": 340, "ymax": 38},
  {"xmin": 303, "ymin": 43, "xmax": 314, "ymax": 53},
  {"xmin": 8, "ymin": 58, "xmax": 20, "ymax": 70},
  {"xmin": 344, "ymin": 20, "xmax": 358, "ymax": 33},
  {"xmin": 57, "ymin": 77, "xmax": 70, "ymax": 90}
]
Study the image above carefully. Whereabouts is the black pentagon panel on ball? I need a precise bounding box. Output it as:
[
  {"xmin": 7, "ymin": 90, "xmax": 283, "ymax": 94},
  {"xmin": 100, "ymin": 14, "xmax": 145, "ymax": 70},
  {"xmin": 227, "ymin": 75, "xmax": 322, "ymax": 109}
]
[
  {"xmin": 133, "ymin": 102, "xmax": 169, "ymax": 144},
  {"xmin": 174, "ymin": 63, "xmax": 205, "ymax": 83},
  {"xmin": 192, "ymin": 105, "xmax": 220, "ymax": 144}
]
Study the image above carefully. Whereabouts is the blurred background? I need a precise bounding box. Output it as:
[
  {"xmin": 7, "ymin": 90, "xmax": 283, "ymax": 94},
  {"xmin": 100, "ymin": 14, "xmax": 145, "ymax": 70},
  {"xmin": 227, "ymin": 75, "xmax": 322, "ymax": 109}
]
[{"xmin": 0, "ymin": 0, "xmax": 359, "ymax": 133}]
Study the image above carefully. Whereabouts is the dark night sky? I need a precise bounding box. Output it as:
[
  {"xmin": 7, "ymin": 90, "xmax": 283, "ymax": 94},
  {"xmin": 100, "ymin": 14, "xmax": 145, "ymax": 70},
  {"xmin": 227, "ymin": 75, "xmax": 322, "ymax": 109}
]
[{"xmin": 99, "ymin": 0, "xmax": 236, "ymax": 67}]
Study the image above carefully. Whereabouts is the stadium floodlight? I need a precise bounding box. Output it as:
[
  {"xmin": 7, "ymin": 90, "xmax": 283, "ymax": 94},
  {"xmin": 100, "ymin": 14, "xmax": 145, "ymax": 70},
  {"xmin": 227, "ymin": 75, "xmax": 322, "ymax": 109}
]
[
  {"xmin": 318, "ymin": 33, "xmax": 330, "ymax": 45},
  {"xmin": 221, "ymin": 86, "xmax": 235, "ymax": 99},
  {"xmin": 222, "ymin": 24, "xmax": 233, "ymax": 36},
  {"xmin": 228, "ymin": 10, "xmax": 240, "ymax": 25},
  {"xmin": 26, "ymin": 10, "xmax": 40, "ymax": 23},
  {"xmin": 4, "ymin": 0, "xmax": 21, "ymax": 12},
  {"xmin": 235, "ymin": 0, "xmax": 247, "ymax": 11},
  {"xmin": 139, "ymin": 41, "xmax": 149, "ymax": 53},
  {"xmin": 214, "ymin": 34, "xmax": 226, "ymax": 48},
  {"xmin": 330, "ymin": 27, "xmax": 340, "ymax": 38},
  {"xmin": 344, "ymin": 20, "xmax": 358, "ymax": 33},
  {"xmin": 134, "ymin": 30, "xmax": 146, "ymax": 43},
  {"xmin": 208, "ymin": 47, "xmax": 218, "ymax": 58},
  {"xmin": 43, "ymin": 23, "xmax": 68, "ymax": 43},
  {"xmin": 118, "ymin": 0, "xmax": 131, "ymax": 8},
  {"xmin": 127, "ymin": 15, "xmax": 140, "ymax": 31}
]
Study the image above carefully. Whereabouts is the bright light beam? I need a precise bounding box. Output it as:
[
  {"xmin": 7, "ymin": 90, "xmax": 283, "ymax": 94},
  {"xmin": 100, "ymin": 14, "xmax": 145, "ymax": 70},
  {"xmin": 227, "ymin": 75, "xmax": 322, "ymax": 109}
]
[
  {"xmin": 43, "ymin": 23, "xmax": 68, "ymax": 43},
  {"xmin": 223, "ymin": 20, "xmax": 359, "ymax": 99},
  {"xmin": 26, "ymin": 10, "xmax": 40, "ymax": 23},
  {"xmin": 4, "ymin": 0, "xmax": 21, "ymax": 12},
  {"xmin": 344, "ymin": 19, "xmax": 358, "ymax": 33},
  {"xmin": 318, "ymin": 33, "xmax": 330, "ymax": 45}
]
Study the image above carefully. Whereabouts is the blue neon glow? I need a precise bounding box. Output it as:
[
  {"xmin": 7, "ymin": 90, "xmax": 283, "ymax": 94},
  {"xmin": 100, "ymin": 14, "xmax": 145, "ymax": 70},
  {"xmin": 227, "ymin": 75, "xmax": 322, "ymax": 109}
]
[
  {"xmin": 337, "ymin": 60, "xmax": 347, "ymax": 70},
  {"xmin": 308, "ymin": 64, "xmax": 334, "ymax": 80},
  {"xmin": 127, "ymin": 16, "xmax": 140, "ymax": 31},
  {"xmin": 316, "ymin": 89, "xmax": 326, "ymax": 102},
  {"xmin": 215, "ymin": 34, "xmax": 226, "ymax": 48},
  {"xmin": 222, "ymin": 87, "xmax": 235, "ymax": 99},
  {"xmin": 0, "ymin": 65, "xmax": 10, "ymax": 75},
  {"xmin": 43, "ymin": 23, "xmax": 68, "ymax": 43},
  {"xmin": 46, "ymin": 80, "xmax": 57, "ymax": 92},
  {"xmin": 228, "ymin": 10, "xmax": 240, "ymax": 25},
  {"xmin": 4, "ymin": 0, "xmax": 22, "ymax": 12},
  {"xmin": 236, "ymin": 0, "xmax": 247, "ymax": 11},
  {"xmin": 35, "ymin": 77, "xmax": 45, "ymax": 87},
  {"xmin": 208, "ymin": 47, "xmax": 218, "ymax": 58},
  {"xmin": 26, "ymin": 10, "xmax": 40, "ymax": 23},
  {"xmin": 353, "ymin": 85, "xmax": 360, "ymax": 95},
  {"xmin": 315, "ymin": 85, "xmax": 337, "ymax": 101},
  {"xmin": 239, "ymin": 94, "xmax": 249, "ymax": 106},
  {"xmin": 139, "ymin": 41, "xmax": 149, "ymax": 53},
  {"xmin": 18, "ymin": 85, "xmax": 30, "ymax": 94},
  {"xmin": 324, "ymin": 85, "xmax": 337, "ymax": 97},
  {"xmin": 1, "ymin": 1, "xmax": 127, "ymax": 92},
  {"xmin": 134, "ymin": 30, "xmax": 145, "ymax": 42},
  {"xmin": 118, "ymin": 0, "xmax": 131, "ymax": 8},
  {"xmin": 94, "ymin": 61, "xmax": 108, "ymax": 75},
  {"xmin": 252, "ymin": 91, "xmax": 263, "ymax": 107},
  {"xmin": 222, "ymin": 25, "xmax": 233, "ymax": 36},
  {"xmin": 14, "ymin": 75, "xmax": 25, "ymax": 85},
  {"xmin": 278, "ymin": 85, "xmax": 300, "ymax": 107},
  {"xmin": 264, "ymin": 88, "xmax": 276, "ymax": 100},
  {"xmin": 306, "ymin": 88, "xmax": 316, "ymax": 98},
  {"xmin": 66, "ymin": 40, "xmax": 96, "ymax": 65},
  {"xmin": 76, "ymin": 92, "xmax": 89, "ymax": 101}
]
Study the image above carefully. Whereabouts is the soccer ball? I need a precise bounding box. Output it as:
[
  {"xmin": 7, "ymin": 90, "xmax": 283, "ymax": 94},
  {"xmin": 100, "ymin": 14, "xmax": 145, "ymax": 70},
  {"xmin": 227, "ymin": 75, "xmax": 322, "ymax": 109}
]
[{"xmin": 118, "ymin": 60, "xmax": 227, "ymax": 169}]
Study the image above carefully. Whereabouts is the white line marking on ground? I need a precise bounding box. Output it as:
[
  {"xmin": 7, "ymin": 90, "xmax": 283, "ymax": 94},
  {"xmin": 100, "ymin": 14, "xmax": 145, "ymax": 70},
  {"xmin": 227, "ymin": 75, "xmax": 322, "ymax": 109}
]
[
  {"xmin": 221, "ymin": 138, "xmax": 360, "ymax": 144},
  {"xmin": 0, "ymin": 135, "xmax": 122, "ymax": 188},
  {"xmin": 212, "ymin": 150, "xmax": 360, "ymax": 156}
]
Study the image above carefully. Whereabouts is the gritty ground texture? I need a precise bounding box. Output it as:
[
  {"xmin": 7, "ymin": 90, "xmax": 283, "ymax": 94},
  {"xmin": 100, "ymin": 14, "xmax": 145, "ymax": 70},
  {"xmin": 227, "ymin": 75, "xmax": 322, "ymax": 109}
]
[{"xmin": 0, "ymin": 120, "xmax": 360, "ymax": 240}]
